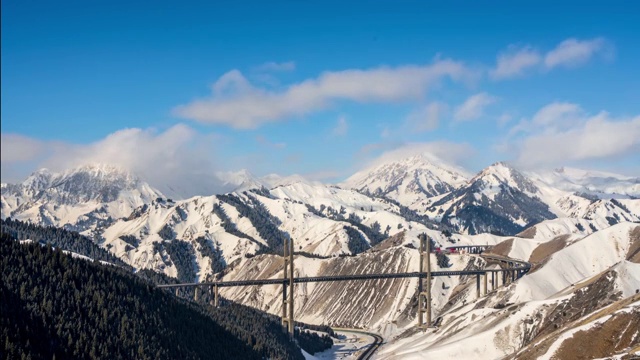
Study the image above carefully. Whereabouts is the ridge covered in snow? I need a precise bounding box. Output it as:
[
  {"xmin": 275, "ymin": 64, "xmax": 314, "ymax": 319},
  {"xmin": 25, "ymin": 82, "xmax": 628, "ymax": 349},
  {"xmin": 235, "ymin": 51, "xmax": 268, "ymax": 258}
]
[
  {"xmin": 530, "ymin": 166, "xmax": 639, "ymax": 198},
  {"xmin": 342, "ymin": 153, "xmax": 470, "ymax": 206},
  {"xmin": 1, "ymin": 163, "xmax": 164, "ymax": 231}
]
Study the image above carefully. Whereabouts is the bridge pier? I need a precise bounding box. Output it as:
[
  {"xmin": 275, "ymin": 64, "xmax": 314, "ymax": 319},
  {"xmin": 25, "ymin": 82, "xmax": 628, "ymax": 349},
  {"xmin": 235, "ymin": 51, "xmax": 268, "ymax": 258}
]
[
  {"xmin": 417, "ymin": 234, "xmax": 432, "ymax": 329},
  {"xmin": 491, "ymin": 271, "xmax": 495, "ymax": 291},
  {"xmin": 483, "ymin": 272, "xmax": 488, "ymax": 296},
  {"xmin": 281, "ymin": 237, "xmax": 294, "ymax": 336},
  {"xmin": 194, "ymin": 286, "xmax": 200, "ymax": 301},
  {"xmin": 476, "ymin": 274, "xmax": 480, "ymax": 299},
  {"xmin": 175, "ymin": 288, "xmax": 179, "ymax": 297},
  {"xmin": 210, "ymin": 284, "xmax": 219, "ymax": 307}
]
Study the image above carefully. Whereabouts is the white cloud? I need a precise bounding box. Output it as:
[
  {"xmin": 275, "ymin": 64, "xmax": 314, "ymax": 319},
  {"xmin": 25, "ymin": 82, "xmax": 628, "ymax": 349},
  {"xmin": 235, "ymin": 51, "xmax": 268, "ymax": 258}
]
[
  {"xmin": 531, "ymin": 102, "xmax": 583, "ymax": 127},
  {"xmin": 1, "ymin": 134, "xmax": 46, "ymax": 163},
  {"xmin": 1, "ymin": 125, "xmax": 224, "ymax": 198},
  {"xmin": 544, "ymin": 37, "xmax": 611, "ymax": 69},
  {"xmin": 491, "ymin": 46, "xmax": 541, "ymax": 80},
  {"xmin": 491, "ymin": 37, "xmax": 612, "ymax": 80},
  {"xmin": 173, "ymin": 59, "xmax": 476, "ymax": 129},
  {"xmin": 254, "ymin": 61, "xmax": 296, "ymax": 72},
  {"xmin": 508, "ymin": 102, "xmax": 584, "ymax": 137},
  {"xmin": 405, "ymin": 102, "xmax": 447, "ymax": 132},
  {"xmin": 453, "ymin": 92, "xmax": 498, "ymax": 122},
  {"xmin": 507, "ymin": 103, "xmax": 640, "ymax": 169},
  {"xmin": 332, "ymin": 116, "xmax": 349, "ymax": 137}
]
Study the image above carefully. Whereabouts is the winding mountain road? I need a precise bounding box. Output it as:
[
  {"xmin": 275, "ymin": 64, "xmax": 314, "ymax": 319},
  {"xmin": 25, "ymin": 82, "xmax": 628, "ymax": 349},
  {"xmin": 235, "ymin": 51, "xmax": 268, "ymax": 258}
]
[{"xmin": 332, "ymin": 328, "xmax": 383, "ymax": 360}]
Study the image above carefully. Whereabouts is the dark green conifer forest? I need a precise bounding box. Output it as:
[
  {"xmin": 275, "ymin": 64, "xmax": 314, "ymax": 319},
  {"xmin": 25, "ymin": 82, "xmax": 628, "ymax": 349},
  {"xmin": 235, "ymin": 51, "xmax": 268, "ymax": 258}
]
[{"xmin": 0, "ymin": 229, "xmax": 316, "ymax": 359}]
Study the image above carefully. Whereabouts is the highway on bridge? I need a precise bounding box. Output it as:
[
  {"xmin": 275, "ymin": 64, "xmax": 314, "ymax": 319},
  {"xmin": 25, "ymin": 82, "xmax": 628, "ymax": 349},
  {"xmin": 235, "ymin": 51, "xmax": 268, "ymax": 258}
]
[{"xmin": 156, "ymin": 254, "xmax": 530, "ymax": 289}]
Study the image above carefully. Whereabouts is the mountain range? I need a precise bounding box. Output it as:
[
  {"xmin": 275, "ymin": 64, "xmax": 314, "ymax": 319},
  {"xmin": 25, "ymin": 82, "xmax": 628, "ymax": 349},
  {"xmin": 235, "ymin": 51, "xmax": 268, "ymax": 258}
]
[{"xmin": 2, "ymin": 153, "xmax": 639, "ymax": 359}]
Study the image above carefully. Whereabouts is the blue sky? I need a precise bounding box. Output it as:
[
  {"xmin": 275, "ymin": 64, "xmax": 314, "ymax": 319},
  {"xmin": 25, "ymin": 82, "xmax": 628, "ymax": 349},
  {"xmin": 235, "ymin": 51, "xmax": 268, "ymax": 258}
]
[{"xmin": 2, "ymin": 1, "xmax": 639, "ymax": 190}]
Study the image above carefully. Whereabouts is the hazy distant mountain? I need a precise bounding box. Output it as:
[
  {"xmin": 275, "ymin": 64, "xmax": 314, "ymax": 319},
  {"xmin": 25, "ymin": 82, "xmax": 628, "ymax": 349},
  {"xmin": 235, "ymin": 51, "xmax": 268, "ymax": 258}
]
[{"xmin": 529, "ymin": 166, "xmax": 640, "ymax": 199}]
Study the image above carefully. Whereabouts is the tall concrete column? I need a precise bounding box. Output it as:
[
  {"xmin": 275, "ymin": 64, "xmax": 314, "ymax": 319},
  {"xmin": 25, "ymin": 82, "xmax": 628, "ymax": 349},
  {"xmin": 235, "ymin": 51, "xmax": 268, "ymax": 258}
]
[
  {"xmin": 483, "ymin": 272, "xmax": 488, "ymax": 296},
  {"xmin": 194, "ymin": 286, "xmax": 200, "ymax": 301},
  {"xmin": 491, "ymin": 272, "xmax": 495, "ymax": 291},
  {"xmin": 214, "ymin": 284, "xmax": 219, "ymax": 307},
  {"xmin": 288, "ymin": 238, "xmax": 294, "ymax": 335},
  {"xmin": 418, "ymin": 236, "xmax": 424, "ymax": 327},
  {"xmin": 476, "ymin": 274, "xmax": 480, "ymax": 299},
  {"xmin": 281, "ymin": 238, "xmax": 295, "ymax": 336},
  {"xmin": 282, "ymin": 239, "xmax": 289, "ymax": 330},
  {"xmin": 417, "ymin": 234, "xmax": 431, "ymax": 329}
]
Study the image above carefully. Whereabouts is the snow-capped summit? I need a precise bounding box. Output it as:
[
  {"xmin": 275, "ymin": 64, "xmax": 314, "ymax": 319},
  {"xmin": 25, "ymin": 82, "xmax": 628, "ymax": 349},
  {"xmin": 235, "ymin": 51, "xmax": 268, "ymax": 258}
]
[
  {"xmin": 429, "ymin": 162, "xmax": 557, "ymax": 235},
  {"xmin": 342, "ymin": 153, "xmax": 469, "ymax": 207},
  {"xmin": 46, "ymin": 163, "xmax": 159, "ymax": 203},
  {"xmin": 1, "ymin": 163, "xmax": 163, "ymax": 230},
  {"xmin": 470, "ymin": 161, "xmax": 540, "ymax": 196},
  {"xmin": 21, "ymin": 168, "xmax": 55, "ymax": 196}
]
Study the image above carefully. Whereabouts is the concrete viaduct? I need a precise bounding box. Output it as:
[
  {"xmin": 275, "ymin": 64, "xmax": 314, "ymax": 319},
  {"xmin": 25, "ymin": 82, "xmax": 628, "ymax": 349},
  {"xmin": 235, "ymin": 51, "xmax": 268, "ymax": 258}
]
[{"xmin": 157, "ymin": 234, "xmax": 531, "ymax": 334}]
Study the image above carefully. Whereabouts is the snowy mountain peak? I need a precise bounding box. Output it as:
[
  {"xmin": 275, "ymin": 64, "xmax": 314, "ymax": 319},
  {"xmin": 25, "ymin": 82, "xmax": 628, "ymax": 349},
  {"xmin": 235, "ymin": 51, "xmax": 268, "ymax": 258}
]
[
  {"xmin": 55, "ymin": 163, "xmax": 142, "ymax": 187},
  {"xmin": 472, "ymin": 161, "xmax": 539, "ymax": 195},
  {"xmin": 61, "ymin": 163, "xmax": 131, "ymax": 177},
  {"xmin": 2, "ymin": 163, "xmax": 164, "ymax": 231},
  {"xmin": 3, "ymin": 163, "xmax": 163, "ymax": 209},
  {"xmin": 22, "ymin": 168, "xmax": 54, "ymax": 195},
  {"xmin": 342, "ymin": 152, "xmax": 469, "ymax": 206}
]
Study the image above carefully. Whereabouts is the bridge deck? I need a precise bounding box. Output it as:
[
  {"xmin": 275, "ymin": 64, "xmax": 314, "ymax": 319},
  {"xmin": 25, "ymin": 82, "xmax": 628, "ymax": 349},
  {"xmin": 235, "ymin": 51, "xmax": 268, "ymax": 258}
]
[{"xmin": 157, "ymin": 254, "xmax": 530, "ymax": 288}]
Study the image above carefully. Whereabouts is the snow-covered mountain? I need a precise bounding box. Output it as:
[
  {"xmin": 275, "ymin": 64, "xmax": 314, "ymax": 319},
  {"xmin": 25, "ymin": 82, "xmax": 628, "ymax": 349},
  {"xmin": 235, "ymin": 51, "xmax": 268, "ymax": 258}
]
[
  {"xmin": 421, "ymin": 162, "xmax": 640, "ymax": 236},
  {"xmin": 3, "ymin": 158, "xmax": 639, "ymax": 359},
  {"xmin": 342, "ymin": 153, "xmax": 470, "ymax": 207},
  {"xmin": 1, "ymin": 164, "xmax": 163, "ymax": 232},
  {"xmin": 426, "ymin": 162, "xmax": 558, "ymax": 235},
  {"xmin": 377, "ymin": 222, "xmax": 640, "ymax": 359},
  {"xmin": 530, "ymin": 166, "xmax": 639, "ymax": 199},
  {"xmin": 97, "ymin": 181, "xmax": 434, "ymax": 280}
]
